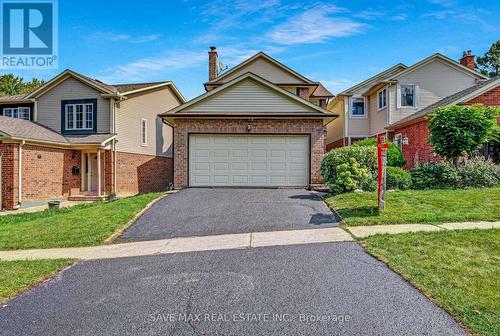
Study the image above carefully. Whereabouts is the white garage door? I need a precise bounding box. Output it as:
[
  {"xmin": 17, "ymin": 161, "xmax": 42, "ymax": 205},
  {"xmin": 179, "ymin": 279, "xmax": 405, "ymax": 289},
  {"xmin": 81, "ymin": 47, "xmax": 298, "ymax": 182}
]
[{"xmin": 189, "ymin": 134, "xmax": 309, "ymax": 187}]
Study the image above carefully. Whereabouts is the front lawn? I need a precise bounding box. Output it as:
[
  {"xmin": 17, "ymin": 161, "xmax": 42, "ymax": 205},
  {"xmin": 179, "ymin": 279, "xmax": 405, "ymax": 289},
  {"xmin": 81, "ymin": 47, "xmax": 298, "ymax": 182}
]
[
  {"xmin": 0, "ymin": 259, "xmax": 73, "ymax": 303},
  {"xmin": 0, "ymin": 193, "xmax": 162, "ymax": 250},
  {"xmin": 363, "ymin": 229, "xmax": 500, "ymax": 336},
  {"xmin": 325, "ymin": 188, "xmax": 500, "ymax": 226}
]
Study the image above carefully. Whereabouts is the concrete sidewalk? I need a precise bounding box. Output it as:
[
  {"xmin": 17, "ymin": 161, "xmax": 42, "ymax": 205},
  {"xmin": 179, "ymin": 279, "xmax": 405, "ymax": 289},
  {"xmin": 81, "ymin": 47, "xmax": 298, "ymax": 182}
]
[
  {"xmin": 0, "ymin": 227, "xmax": 353, "ymax": 261},
  {"xmin": 346, "ymin": 221, "xmax": 500, "ymax": 238}
]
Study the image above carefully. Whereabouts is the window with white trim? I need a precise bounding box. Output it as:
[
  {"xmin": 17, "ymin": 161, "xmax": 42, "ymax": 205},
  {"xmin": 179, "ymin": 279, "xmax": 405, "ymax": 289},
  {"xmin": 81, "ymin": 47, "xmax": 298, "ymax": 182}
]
[
  {"xmin": 378, "ymin": 88, "xmax": 387, "ymax": 110},
  {"xmin": 400, "ymin": 85, "xmax": 416, "ymax": 107},
  {"xmin": 351, "ymin": 97, "xmax": 365, "ymax": 117},
  {"xmin": 3, "ymin": 107, "xmax": 30, "ymax": 120},
  {"xmin": 141, "ymin": 118, "xmax": 147, "ymax": 146},
  {"xmin": 65, "ymin": 103, "xmax": 93, "ymax": 130}
]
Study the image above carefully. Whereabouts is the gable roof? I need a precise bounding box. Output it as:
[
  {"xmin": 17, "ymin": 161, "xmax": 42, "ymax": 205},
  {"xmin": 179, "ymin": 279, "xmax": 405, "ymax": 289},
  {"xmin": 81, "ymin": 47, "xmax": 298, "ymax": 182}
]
[
  {"xmin": 0, "ymin": 116, "xmax": 115, "ymax": 146},
  {"xmin": 338, "ymin": 63, "xmax": 408, "ymax": 96},
  {"xmin": 388, "ymin": 53, "xmax": 488, "ymax": 81},
  {"xmin": 387, "ymin": 76, "xmax": 500, "ymax": 129},
  {"xmin": 206, "ymin": 52, "xmax": 315, "ymax": 85},
  {"xmin": 20, "ymin": 69, "xmax": 185, "ymax": 103},
  {"xmin": 162, "ymin": 72, "xmax": 337, "ymax": 117},
  {"xmin": 311, "ymin": 83, "xmax": 334, "ymax": 98}
]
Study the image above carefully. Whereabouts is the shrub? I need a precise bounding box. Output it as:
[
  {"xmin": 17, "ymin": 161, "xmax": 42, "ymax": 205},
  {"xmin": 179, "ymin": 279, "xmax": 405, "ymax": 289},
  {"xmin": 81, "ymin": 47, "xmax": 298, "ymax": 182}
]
[
  {"xmin": 427, "ymin": 104, "xmax": 500, "ymax": 165},
  {"xmin": 352, "ymin": 138, "xmax": 406, "ymax": 167},
  {"xmin": 410, "ymin": 162, "xmax": 459, "ymax": 189},
  {"xmin": 386, "ymin": 166, "xmax": 412, "ymax": 190},
  {"xmin": 455, "ymin": 157, "xmax": 500, "ymax": 188},
  {"xmin": 321, "ymin": 145, "xmax": 377, "ymax": 187},
  {"xmin": 328, "ymin": 158, "xmax": 376, "ymax": 194}
]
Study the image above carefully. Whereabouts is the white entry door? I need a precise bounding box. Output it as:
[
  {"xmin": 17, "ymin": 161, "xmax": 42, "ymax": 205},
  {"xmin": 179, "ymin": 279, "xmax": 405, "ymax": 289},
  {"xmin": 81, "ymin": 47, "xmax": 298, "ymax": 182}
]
[{"xmin": 189, "ymin": 134, "xmax": 309, "ymax": 187}]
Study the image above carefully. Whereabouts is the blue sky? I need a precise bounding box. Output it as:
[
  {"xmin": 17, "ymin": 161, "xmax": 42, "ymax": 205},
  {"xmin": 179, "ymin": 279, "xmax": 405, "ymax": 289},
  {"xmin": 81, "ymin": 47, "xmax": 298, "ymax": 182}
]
[{"xmin": 6, "ymin": 0, "xmax": 500, "ymax": 99}]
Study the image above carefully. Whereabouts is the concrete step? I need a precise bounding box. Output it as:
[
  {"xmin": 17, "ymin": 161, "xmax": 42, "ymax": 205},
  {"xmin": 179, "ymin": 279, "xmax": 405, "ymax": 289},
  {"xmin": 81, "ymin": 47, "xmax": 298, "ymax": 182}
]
[{"xmin": 67, "ymin": 195, "xmax": 107, "ymax": 201}]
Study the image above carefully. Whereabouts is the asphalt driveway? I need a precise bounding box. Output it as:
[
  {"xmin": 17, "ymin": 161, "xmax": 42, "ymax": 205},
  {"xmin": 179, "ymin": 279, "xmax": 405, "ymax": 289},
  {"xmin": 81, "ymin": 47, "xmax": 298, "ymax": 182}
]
[
  {"xmin": 0, "ymin": 243, "xmax": 465, "ymax": 336},
  {"xmin": 119, "ymin": 188, "xmax": 339, "ymax": 241}
]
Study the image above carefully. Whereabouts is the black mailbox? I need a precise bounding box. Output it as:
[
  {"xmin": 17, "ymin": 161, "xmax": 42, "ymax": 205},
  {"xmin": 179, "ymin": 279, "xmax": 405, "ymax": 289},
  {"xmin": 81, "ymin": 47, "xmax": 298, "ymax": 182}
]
[{"xmin": 72, "ymin": 166, "xmax": 80, "ymax": 176}]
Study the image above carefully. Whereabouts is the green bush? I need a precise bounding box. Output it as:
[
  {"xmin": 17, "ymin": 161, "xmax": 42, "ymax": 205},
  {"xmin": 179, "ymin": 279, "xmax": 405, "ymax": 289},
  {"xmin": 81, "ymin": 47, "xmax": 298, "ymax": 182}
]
[
  {"xmin": 321, "ymin": 145, "xmax": 377, "ymax": 188},
  {"xmin": 352, "ymin": 138, "xmax": 406, "ymax": 167},
  {"xmin": 386, "ymin": 166, "xmax": 412, "ymax": 190},
  {"xmin": 328, "ymin": 158, "xmax": 373, "ymax": 194},
  {"xmin": 455, "ymin": 157, "xmax": 500, "ymax": 188},
  {"xmin": 410, "ymin": 162, "xmax": 459, "ymax": 189}
]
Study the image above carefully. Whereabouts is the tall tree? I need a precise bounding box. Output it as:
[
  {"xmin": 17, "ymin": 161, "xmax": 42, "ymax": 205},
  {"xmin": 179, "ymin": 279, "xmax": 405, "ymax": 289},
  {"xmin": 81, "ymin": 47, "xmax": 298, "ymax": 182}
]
[
  {"xmin": 477, "ymin": 40, "xmax": 500, "ymax": 77},
  {"xmin": 0, "ymin": 74, "xmax": 45, "ymax": 96}
]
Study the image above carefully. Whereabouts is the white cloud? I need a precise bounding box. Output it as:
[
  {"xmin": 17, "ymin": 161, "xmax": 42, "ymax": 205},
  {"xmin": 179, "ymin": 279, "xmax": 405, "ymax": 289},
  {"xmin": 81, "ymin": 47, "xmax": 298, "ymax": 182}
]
[
  {"xmin": 267, "ymin": 6, "xmax": 365, "ymax": 45},
  {"xmin": 98, "ymin": 50, "xmax": 207, "ymax": 83},
  {"xmin": 88, "ymin": 32, "xmax": 161, "ymax": 44}
]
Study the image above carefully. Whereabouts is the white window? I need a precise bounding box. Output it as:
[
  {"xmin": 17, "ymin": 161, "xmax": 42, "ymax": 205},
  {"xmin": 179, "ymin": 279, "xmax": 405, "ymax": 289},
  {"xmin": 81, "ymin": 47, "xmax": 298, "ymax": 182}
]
[
  {"xmin": 65, "ymin": 103, "xmax": 93, "ymax": 130},
  {"xmin": 3, "ymin": 107, "xmax": 30, "ymax": 120},
  {"xmin": 400, "ymin": 85, "xmax": 417, "ymax": 107},
  {"xmin": 378, "ymin": 88, "xmax": 387, "ymax": 110},
  {"xmin": 141, "ymin": 118, "xmax": 147, "ymax": 146},
  {"xmin": 351, "ymin": 97, "xmax": 365, "ymax": 117}
]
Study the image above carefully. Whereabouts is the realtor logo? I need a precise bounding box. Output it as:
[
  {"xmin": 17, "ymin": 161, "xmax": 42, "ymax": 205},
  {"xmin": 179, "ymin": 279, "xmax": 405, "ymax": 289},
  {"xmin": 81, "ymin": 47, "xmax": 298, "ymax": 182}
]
[{"xmin": 1, "ymin": 0, "xmax": 58, "ymax": 69}]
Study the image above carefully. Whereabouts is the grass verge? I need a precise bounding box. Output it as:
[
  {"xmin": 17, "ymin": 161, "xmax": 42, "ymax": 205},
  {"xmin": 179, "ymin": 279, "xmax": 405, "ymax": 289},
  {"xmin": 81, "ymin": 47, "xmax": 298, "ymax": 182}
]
[
  {"xmin": 363, "ymin": 229, "xmax": 500, "ymax": 335},
  {"xmin": 0, "ymin": 193, "xmax": 163, "ymax": 250},
  {"xmin": 325, "ymin": 188, "xmax": 500, "ymax": 226},
  {"xmin": 0, "ymin": 259, "xmax": 74, "ymax": 303}
]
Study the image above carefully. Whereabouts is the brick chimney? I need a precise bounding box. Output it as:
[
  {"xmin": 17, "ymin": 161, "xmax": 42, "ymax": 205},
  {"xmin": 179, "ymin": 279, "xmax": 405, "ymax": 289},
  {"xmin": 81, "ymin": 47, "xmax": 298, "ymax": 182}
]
[
  {"xmin": 208, "ymin": 46, "xmax": 218, "ymax": 81},
  {"xmin": 459, "ymin": 50, "xmax": 475, "ymax": 70}
]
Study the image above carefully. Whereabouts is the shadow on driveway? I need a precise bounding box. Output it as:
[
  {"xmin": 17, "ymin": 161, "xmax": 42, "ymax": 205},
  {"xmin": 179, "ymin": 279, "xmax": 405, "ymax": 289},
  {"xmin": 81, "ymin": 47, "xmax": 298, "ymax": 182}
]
[{"xmin": 118, "ymin": 188, "xmax": 340, "ymax": 242}]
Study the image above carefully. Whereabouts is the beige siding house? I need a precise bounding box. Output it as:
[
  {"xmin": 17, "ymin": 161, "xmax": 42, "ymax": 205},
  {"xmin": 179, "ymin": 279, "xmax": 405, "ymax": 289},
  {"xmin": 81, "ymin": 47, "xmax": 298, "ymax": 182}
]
[
  {"xmin": 0, "ymin": 69, "xmax": 184, "ymax": 210},
  {"xmin": 326, "ymin": 53, "xmax": 488, "ymax": 149}
]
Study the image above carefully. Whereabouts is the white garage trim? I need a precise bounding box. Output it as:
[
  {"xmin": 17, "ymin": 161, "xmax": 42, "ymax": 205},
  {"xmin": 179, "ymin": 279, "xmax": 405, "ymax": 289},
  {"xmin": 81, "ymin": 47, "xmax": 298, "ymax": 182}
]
[{"xmin": 189, "ymin": 134, "xmax": 310, "ymax": 187}]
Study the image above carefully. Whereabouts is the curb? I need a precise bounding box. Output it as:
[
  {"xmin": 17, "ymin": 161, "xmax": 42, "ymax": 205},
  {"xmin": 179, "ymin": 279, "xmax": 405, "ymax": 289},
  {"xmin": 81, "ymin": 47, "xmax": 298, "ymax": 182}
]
[{"xmin": 102, "ymin": 192, "xmax": 174, "ymax": 244}]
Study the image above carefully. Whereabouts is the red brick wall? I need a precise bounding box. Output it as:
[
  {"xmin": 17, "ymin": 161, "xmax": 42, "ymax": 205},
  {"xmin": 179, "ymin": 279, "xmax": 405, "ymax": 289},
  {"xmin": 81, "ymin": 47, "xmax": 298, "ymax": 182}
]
[
  {"xmin": 115, "ymin": 151, "xmax": 173, "ymax": 195},
  {"xmin": 172, "ymin": 119, "xmax": 325, "ymax": 187},
  {"xmin": 21, "ymin": 145, "xmax": 81, "ymax": 201},
  {"xmin": 326, "ymin": 138, "xmax": 347, "ymax": 151},
  {"xmin": 464, "ymin": 85, "xmax": 500, "ymax": 106},
  {"xmin": 0, "ymin": 143, "xmax": 18, "ymax": 210},
  {"xmin": 395, "ymin": 119, "xmax": 441, "ymax": 169}
]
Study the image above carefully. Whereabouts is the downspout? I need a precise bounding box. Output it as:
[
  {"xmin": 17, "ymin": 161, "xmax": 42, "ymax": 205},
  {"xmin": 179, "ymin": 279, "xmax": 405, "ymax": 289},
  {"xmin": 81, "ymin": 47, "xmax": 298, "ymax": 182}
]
[
  {"xmin": 113, "ymin": 138, "xmax": 117, "ymax": 194},
  {"xmin": 15, "ymin": 140, "xmax": 25, "ymax": 209}
]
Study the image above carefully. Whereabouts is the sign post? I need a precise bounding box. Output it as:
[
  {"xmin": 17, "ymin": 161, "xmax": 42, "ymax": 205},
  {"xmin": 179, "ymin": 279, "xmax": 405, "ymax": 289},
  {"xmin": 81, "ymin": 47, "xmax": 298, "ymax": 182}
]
[{"xmin": 377, "ymin": 134, "xmax": 388, "ymax": 210}]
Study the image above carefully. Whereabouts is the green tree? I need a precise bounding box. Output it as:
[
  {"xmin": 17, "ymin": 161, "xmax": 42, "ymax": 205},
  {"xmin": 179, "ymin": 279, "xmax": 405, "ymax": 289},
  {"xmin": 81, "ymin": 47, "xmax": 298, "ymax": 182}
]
[
  {"xmin": 476, "ymin": 40, "xmax": 500, "ymax": 77},
  {"xmin": 427, "ymin": 104, "xmax": 500, "ymax": 165},
  {"xmin": 0, "ymin": 74, "xmax": 45, "ymax": 96}
]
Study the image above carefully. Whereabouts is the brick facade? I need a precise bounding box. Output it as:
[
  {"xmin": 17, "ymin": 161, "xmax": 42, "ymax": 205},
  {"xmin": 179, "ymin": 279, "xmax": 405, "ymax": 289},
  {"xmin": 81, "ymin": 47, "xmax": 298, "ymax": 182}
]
[
  {"xmin": 395, "ymin": 84, "xmax": 500, "ymax": 169},
  {"xmin": 21, "ymin": 145, "xmax": 81, "ymax": 201},
  {"xmin": 0, "ymin": 143, "xmax": 18, "ymax": 210},
  {"xmin": 326, "ymin": 138, "xmax": 347, "ymax": 151},
  {"xmin": 173, "ymin": 119, "xmax": 326, "ymax": 187},
  {"xmin": 115, "ymin": 151, "xmax": 173, "ymax": 196}
]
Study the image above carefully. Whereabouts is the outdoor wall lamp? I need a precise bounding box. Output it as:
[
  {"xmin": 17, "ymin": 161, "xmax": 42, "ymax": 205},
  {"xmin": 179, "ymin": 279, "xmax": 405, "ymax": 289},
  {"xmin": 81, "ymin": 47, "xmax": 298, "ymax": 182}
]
[{"xmin": 246, "ymin": 124, "xmax": 252, "ymax": 132}]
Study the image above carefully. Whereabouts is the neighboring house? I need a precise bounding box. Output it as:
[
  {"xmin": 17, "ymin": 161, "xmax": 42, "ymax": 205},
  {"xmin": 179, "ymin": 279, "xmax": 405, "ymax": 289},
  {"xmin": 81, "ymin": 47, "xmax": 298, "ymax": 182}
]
[
  {"xmin": 326, "ymin": 52, "xmax": 488, "ymax": 150},
  {"xmin": 387, "ymin": 75, "xmax": 500, "ymax": 169},
  {"xmin": 0, "ymin": 69, "xmax": 184, "ymax": 211},
  {"xmin": 160, "ymin": 48, "xmax": 336, "ymax": 188}
]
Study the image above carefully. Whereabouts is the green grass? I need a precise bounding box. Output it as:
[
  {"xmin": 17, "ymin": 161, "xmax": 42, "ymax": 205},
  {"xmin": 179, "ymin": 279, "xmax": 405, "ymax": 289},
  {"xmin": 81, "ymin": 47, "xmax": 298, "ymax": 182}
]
[
  {"xmin": 0, "ymin": 259, "xmax": 74, "ymax": 302},
  {"xmin": 325, "ymin": 188, "xmax": 500, "ymax": 226},
  {"xmin": 363, "ymin": 229, "xmax": 500, "ymax": 336},
  {"xmin": 0, "ymin": 193, "xmax": 162, "ymax": 250}
]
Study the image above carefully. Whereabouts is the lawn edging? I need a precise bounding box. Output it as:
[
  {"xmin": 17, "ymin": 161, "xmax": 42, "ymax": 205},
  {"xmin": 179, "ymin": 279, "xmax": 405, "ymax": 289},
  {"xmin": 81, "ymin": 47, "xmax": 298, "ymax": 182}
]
[{"xmin": 103, "ymin": 191, "xmax": 175, "ymax": 244}]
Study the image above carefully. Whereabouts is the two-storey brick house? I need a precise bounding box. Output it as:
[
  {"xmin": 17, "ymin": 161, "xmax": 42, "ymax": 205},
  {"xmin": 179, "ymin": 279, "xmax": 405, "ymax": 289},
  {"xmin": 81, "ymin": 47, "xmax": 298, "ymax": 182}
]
[{"xmin": 0, "ymin": 69, "xmax": 184, "ymax": 210}]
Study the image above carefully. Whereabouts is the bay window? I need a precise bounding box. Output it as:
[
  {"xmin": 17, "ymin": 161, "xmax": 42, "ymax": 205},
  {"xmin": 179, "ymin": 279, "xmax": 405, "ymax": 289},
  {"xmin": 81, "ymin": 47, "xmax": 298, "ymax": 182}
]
[
  {"xmin": 378, "ymin": 88, "xmax": 387, "ymax": 110},
  {"xmin": 351, "ymin": 97, "xmax": 365, "ymax": 117},
  {"xmin": 400, "ymin": 85, "xmax": 417, "ymax": 107}
]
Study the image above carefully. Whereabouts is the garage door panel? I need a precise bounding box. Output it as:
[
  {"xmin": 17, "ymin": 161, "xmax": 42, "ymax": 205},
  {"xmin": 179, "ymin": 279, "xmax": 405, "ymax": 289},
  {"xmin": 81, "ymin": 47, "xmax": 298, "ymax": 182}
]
[{"xmin": 189, "ymin": 135, "xmax": 309, "ymax": 187}]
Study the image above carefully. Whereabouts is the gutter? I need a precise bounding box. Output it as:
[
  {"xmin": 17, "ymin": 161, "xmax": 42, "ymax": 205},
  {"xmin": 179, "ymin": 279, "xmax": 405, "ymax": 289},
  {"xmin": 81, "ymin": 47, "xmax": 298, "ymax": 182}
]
[
  {"xmin": 15, "ymin": 140, "xmax": 25, "ymax": 209},
  {"xmin": 0, "ymin": 152, "xmax": 2, "ymax": 211}
]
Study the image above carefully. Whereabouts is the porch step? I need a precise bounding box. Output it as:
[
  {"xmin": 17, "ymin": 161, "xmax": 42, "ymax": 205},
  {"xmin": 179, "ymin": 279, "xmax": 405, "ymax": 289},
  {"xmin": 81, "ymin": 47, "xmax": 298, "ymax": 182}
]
[{"xmin": 67, "ymin": 195, "xmax": 108, "ymax": 202}]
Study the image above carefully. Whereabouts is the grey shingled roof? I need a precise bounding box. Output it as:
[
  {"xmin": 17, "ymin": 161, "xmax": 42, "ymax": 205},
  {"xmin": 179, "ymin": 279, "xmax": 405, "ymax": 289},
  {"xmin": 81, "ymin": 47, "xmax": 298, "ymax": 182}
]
[
  {"xmin": 389, "ymin": 76, "xmax": 500, "ymax": 128},
  {"xmin": 0, "ymin": 116, "xmax": 114, "ymax": 145},
  {"xmin": 113, "ymin": 81, "xmax": 170, "ymax": 93},
  {"xmin": 0, "ymin": 93, "xmax": 31, "ymax": 102}
]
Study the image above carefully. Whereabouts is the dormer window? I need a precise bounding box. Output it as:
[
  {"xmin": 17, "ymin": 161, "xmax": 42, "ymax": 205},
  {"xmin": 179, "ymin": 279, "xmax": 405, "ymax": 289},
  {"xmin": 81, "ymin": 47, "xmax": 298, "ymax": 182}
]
[{"xmin": 3, "ymin": 107, "xmax": 30, "ymax": 120}]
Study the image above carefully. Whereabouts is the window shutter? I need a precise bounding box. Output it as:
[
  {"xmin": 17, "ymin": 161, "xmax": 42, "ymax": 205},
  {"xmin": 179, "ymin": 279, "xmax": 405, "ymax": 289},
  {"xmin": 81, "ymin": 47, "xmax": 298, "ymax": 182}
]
[
  {"xmin": 414, "ymin": 85, "xmax": 420, "ymax": 107},
  {"xmin": 396, "ymin": 86, "xmax": 401, "ymax": 108}
]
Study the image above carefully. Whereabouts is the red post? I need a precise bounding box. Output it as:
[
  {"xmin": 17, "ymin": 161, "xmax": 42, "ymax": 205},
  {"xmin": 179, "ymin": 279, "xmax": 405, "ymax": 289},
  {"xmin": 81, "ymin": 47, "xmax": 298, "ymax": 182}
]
[{"xmin": 377, "ymin": 134, "xmax": 388, "ymax": 210}]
